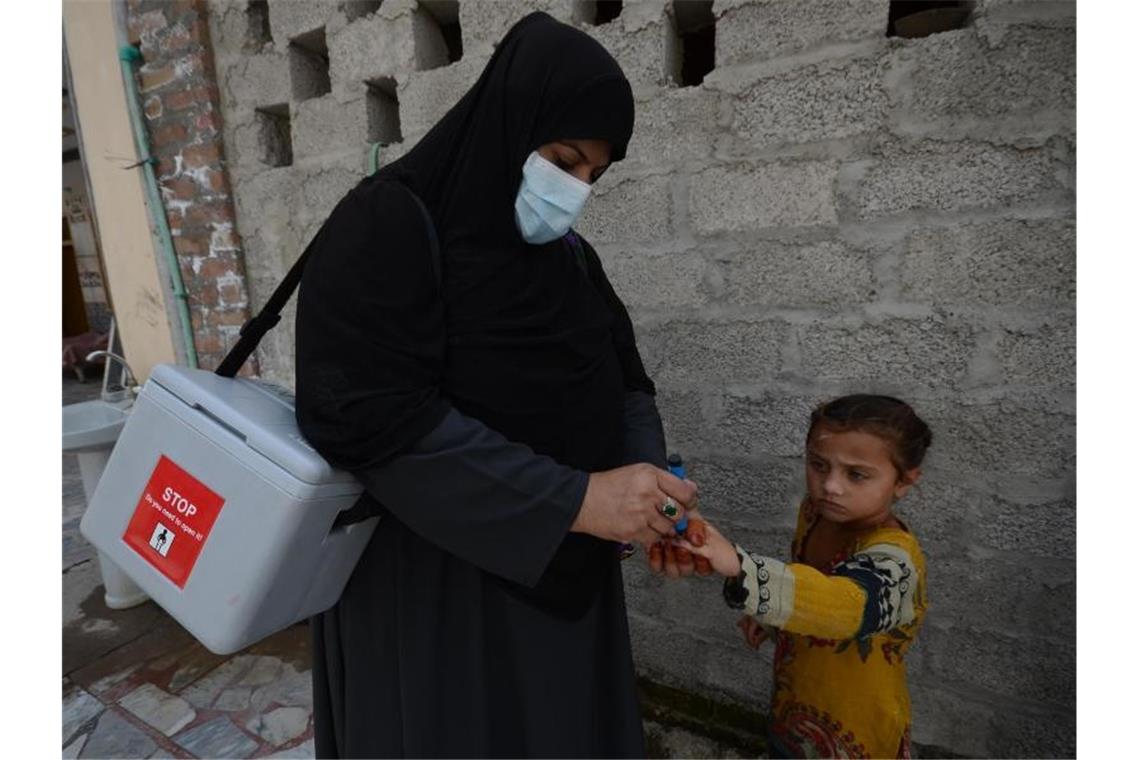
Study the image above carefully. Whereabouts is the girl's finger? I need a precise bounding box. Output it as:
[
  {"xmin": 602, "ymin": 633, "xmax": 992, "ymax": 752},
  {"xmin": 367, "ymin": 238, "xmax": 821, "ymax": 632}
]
[
  {"xmin": 695, "ymin": 556, "xmax": 714, "ymax": 575},
  {"xmin": 686, "ymin": 517, "xmax": 708, "ymax": 548},
  {"xmin": 648, "ymin": 542, "xmax": 664, "ymax": 572}
]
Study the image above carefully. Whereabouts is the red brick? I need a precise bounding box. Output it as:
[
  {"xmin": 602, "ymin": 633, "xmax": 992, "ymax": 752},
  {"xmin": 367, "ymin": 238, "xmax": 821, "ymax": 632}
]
[
  {"xmin": 163, "ymin": 176, "xmax": 199, "ymax": 202},
  {"xmin": 139, "ymin": 63, "xmax": 176, "ymax": 92},
  {"xmin": 144, "ymin": 95, "xmax": 163, "ymax": 120},
  {"xmin": 185, "ymin": 200, "xmax": 234, "ymax": 228},
  {"xmin": 152, "ymin": 122, "xmax": 189, "ymax": 145},
  {"xmin": 194, "ymin": 332, "xmax": 223, "ymax": 355},
  {"xmin": 204, "ymin": 168, "xmax": 228, "ymax": 193},
  {"xmin": 173, "ymin": 237, "xmax": 206, "ymax": 257},
  {"xmin": 219, "ymin": 281, "xmax": 245, "ymax": 306},
  {"xmin": 206, "ymin": 309, "xmax": 248, "ymax": 328},
  {"xmin": 197, "ymin": 256, "xmax": 239, "ymax": 281},
  {"xmin": 191, "ymin": 286, "xmax": 220, "ymax": 308},
  {"xmin": 165, "ymin": 86, "xmax": 214, "ymax": 112},
  {"xmin": 195, "ymin": 110, "xmax": 223, "ymax": 137},
  {"xmin": 182, "ymin": 142, "xmax": 222, "ymax": 171}
]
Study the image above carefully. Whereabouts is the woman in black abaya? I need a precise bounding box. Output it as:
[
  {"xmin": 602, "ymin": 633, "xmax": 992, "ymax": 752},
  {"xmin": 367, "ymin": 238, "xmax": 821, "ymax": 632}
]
[{"xmin": 294, "ymin": 12, "xmax": 697, "ymax": 758}]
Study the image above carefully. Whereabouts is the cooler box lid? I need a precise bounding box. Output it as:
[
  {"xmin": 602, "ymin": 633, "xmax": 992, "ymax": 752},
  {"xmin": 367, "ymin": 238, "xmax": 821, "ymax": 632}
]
[{"xmin": 147, "ymin": 364, "xmax": 357, "ymax": 487}]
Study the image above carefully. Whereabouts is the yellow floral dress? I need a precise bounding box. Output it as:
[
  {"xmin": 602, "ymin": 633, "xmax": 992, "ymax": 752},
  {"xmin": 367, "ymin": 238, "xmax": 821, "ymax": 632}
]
[{"xmin": 722, "ymin": 500, "xmax": 928, "ymax": 759}]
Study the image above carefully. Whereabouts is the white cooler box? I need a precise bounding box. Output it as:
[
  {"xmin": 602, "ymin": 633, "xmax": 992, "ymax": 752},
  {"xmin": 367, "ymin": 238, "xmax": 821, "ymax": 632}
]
[{"xmin": 80, "ymin": 364, "xmax": 375, "ymax": 654}]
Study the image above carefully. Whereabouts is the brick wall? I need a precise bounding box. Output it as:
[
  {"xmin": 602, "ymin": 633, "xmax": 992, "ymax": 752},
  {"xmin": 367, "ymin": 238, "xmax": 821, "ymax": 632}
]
[
  {"xmin": 198, "ymin": 1, "xmax": 1074, "ymax": 755},
  {"xmin": 127, "ymin": 0, "xmax": 256, "ymax": 373}
]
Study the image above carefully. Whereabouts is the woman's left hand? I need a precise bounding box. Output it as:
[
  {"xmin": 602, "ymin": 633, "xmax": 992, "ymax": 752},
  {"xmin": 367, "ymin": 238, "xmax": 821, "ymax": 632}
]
[{"xmin": 669, "ymin": 517, "xmax": 742, "ymax": 577}]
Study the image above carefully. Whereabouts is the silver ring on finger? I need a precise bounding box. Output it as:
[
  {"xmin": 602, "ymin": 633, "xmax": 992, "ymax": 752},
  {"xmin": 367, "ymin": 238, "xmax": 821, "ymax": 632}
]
[{"xmin": 660, "ymin": 498, "xmax": 679, "ymax": 519}]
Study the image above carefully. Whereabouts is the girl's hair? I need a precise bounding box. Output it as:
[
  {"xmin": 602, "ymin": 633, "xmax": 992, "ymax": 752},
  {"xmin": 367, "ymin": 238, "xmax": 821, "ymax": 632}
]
[{"xmin": 807, "ymin": 394, "xmax": 933, "ymax": 476}]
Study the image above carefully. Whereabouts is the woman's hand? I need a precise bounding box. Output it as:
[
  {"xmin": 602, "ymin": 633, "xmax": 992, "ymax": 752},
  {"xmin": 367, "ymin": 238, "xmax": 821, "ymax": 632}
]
[
  {"xmin": 737, "ymin": 615, "xmax": 770, "ymax": 650},
  {"xmin": 671, "ymin": 517, "xmax": 742, "ymax": 577},
  {"xmin": 572, "ymin": 464, "xmax": 697, "ymax": 545}
]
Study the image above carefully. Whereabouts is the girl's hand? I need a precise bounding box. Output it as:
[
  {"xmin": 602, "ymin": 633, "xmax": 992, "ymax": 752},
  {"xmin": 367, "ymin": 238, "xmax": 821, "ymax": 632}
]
[
  {"xmin": 671, "ymin": 517, "xmax": 741, "ymax": 577},
  {"xmin": 736, "ymin": 615, "xmax": 770, "ymax": 650}
]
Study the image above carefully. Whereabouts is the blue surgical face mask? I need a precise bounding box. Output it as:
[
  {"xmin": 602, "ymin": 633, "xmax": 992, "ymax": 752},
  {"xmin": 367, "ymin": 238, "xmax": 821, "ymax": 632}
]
[{"xmin": 514, "ymin": 151, "xmax": 592, "ymax": 244}]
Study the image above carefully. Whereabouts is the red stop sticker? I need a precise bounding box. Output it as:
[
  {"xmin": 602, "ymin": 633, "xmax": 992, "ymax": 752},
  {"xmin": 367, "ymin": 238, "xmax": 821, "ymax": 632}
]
[{"xmin": 122, "ymin": 455, "xmax": 226, "ymax": 589}]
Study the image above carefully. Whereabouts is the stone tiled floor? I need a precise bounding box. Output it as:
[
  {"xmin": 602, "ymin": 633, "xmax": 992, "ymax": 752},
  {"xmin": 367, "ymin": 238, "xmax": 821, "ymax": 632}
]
[{"xmin": 63, "ymin": 373, "xmax": 316, "ymax": 759}]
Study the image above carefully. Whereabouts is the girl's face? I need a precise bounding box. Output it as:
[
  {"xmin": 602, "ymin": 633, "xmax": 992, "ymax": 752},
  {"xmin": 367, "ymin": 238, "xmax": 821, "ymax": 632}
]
[
  {"xmin": 536, "ymin": 138, "xmax": 612, "ymax": 185},
  {"xmin": 805, "ymin": 426, "xmax": 919, "ymax": 530}
]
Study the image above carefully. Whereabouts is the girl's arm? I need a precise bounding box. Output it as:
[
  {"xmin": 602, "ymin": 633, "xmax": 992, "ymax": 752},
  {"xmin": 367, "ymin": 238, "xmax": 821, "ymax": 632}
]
[{"xmin": 678, "ymin": 521, "xmax": 922, "ymax": 640}]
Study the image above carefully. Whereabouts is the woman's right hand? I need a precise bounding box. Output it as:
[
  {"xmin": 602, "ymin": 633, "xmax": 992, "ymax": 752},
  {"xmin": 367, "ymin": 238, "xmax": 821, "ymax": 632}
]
[
  {"xmin": 737, "ymin": 615, "xmax": 770, "ymax": 650},
  {"xmin": 572, "ymin": 464, "xmax": 697, "ymax": 545}
]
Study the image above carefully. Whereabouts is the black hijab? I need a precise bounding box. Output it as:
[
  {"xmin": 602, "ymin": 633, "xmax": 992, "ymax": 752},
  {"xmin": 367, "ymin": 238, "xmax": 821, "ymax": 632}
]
[{"xmin": 296, "ymin": 12, "xmax": 639, "ymax": 472}]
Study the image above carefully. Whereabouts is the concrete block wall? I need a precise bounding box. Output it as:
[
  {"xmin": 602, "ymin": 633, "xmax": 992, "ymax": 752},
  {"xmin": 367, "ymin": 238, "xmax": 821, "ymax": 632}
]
[{"xmin": 196, "ymin": 1, "xmax": 1074, "ymax": 756}]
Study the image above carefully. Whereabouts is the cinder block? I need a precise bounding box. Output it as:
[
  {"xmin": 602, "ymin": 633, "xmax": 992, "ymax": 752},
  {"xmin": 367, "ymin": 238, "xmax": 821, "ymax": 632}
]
[
  {"xmin": 723, "ymin": 50, "xmax": 888, "ymax": 149},
  {"xmin": 458, "ymin": 0, "xmax": 576, "ymax": 57},
  {"xmin": 584, "ymin": 3, "xmax": 673, "ymax": 88},
  {"xmin": 907, "ymin": 682, "xmax": 998, "ymax": 758},
  {"xmin": 700, "ymin": 638, "xmax": 773, "ymax": 707},
  {"xmin": 898, "ymin": 218, "xmax": 1075, "ymax": 308},
  {"xmin": 975, "ymin": 0, "xmax": 1076, "ymax": 29},
  {"xmin": 920, "ymin": 395, "xmax": 1074, "ymax": 478},
  {"xmin": 982, "ymin": 703, "xmax": 1075, "ymax": 759},
  {"xmin": 722, "ymin": 240, "xmax": 876, "ymax": 308},
  {"xmin": 293, "ymin": 160, "xmax": 364, "ymax": 237},
  {"xmin": 921, "ymin": 624, "xmax": 1074, "ymax": 708},
  {"xmin": 205, "ymin": 0, "xmax": 253, "ymax": 63},
  {"xmin": 290, "ymin": 94, "xmax": 368, "ymax": 162},
  {"xmin": 596, "ymin": 248, "xmax": 711, "ymax": 310},
  {"xmin": 328, "ymin": 6, "xmax": 446, "ymax": 95},
  {"xmin": 797, "ymin": 316, "xmax": 977, "ymax": 391},
  {"xmin": 690, "ymin": 161, "xmax": 839, "ymax": 233},
  {"xmin": 267, "ymin": 0, "xmax": 338, "ymax": 47},
  {"xmin": 625, "ymin": 611, "xmax": 709, "ymax": 688},
  {"xmin": 714, "ymin": 0, "xmax": 889, "ymax": 66},
  {"xmin": 641, "ymin": 319, "xmax": 789, "ymax": 385},
  {"xmin": 230, "ymin": 166, "xmax": 299, "ymax": 249},
  {"xmin": 625, "ymin": 87, "xmax": 721, "ymax": 166},
  {"xmin": 997, "ymin": 321, "xmax": 1075, "ymax": 389},
  {"xmin": 220, "ymin": 51, "xmax": 290, "ymax": 111},
  {"xmin": 899, "ymin": 26, "xmax": 1074, "ymax": 128},
  {"xmin": 927, "ymin": 554, "xmax": 1075, "ymax": 642},
  {"xmin": 398, "ymin": 57, "xmax": 483, "ymax": 143},
  {"xmin": 686, "ymin": 456, "xmax": 803, "ymax": 524},
  {"xmin": 852, "ymin": 138, "xmax": 1065, "ymax": 219},
  {"xmin": 970, "ymin": 494, "xmax": 1075, "ymax": 559},
  {"xmin": 655, "ymin": 388, "xmax": 709, "ymax": 456},
  {"xmin": 715, "ymin": 392, "xmax": 824, "ymax": 458},
  {"xmin": 575, "ymin": 172, "xmax": 673, "ymax": 244},
  {"xmin": 893, "ymin": 477, "xmax": 979, "ymax": 556}
]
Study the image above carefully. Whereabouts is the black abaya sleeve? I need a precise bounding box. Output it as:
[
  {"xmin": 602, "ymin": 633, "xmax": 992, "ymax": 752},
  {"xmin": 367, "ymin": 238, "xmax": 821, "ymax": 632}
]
[
  {"xmin": 295, "ymin": 180, "xmax": 587, "ymax": 588},
  {"xmin": 574, "ymin": 236, "xmax": 668, "ymax": 469}
]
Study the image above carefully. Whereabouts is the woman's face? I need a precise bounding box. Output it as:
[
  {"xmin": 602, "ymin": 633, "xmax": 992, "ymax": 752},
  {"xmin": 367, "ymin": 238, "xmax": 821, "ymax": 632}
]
[{"xmin": 536, "ymin": 138, "xmax": 612, "ymax": 185}]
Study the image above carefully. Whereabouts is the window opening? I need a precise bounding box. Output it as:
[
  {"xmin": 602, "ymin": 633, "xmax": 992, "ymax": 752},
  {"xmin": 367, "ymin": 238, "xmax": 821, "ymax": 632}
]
[
  {"xmin": 887, "ymin": 1, "xmax": 974, "ymax": 38},
  {"xmin": 673, "ymin": 1, "xmax": 714, "ymax": 87},
  {"xmin": 289, "ymin": 28, "xmax": 332, "ymax": 101},
  {"xmin": 255, "ymin": 104, "xmax": 293, "ymax": 167},
  {"xmin": 366, "ymin": 78, "xmax": 402, "ymax": 145}
]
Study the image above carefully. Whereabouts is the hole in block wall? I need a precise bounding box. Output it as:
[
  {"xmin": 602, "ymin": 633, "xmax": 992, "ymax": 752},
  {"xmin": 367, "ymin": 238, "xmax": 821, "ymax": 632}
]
[
  {"xmin": 289, "ymin": 28, "xmax": 332, "ymax": 101},
  {"xmin": 673, "ymin": 1, "xmax": 714, "ymax": 87},
  {"xmin": 245, "ymin": 0, "xmax": 272, "ymax": 51},
  {"xmin": 366, "ymin": 78, "xmax": 402, "ymax": 145},
  {"xmin": 887, "ymin": 1, "xmax": 974, "ymax": 38},
  {"xmin": 255, "ymin": 104, "xmax": 293, "ymax": 167},
  {"xmin": 343, "ymin": 1, "xmax": 383, "ymax": 22},
  {"xmin": 586, "ymin": 1, "xmax": 623, "ymax": 25},
  {"xmin": 420, "ymin": 1, "xmax": 463, "ymax": 64}
]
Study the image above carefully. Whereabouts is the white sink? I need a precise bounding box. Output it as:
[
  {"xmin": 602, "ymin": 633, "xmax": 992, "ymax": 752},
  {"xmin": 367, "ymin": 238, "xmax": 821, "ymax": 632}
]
[{"xmin": 62, "ymin": 400, "xmax": 131, "ymax": 453}]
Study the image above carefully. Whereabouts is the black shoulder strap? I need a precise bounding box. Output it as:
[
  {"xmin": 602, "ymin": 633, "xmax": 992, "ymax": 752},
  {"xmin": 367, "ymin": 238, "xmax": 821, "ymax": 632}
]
[{"xmin": 215, "ymin": 183, "xmax": 439, "ymax": 378}]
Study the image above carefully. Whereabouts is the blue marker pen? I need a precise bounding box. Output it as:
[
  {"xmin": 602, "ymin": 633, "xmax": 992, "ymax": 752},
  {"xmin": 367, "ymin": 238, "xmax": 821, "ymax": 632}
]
[{"xmin": 667, "ymin": 453, "xmax": 689, "ymax": 534}]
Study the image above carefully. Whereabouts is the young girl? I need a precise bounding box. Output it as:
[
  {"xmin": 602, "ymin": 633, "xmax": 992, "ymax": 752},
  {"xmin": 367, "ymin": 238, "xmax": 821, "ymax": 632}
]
[{"xmin": 676, "ymin": 394, "xmax": 933, "ymax": 759}]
